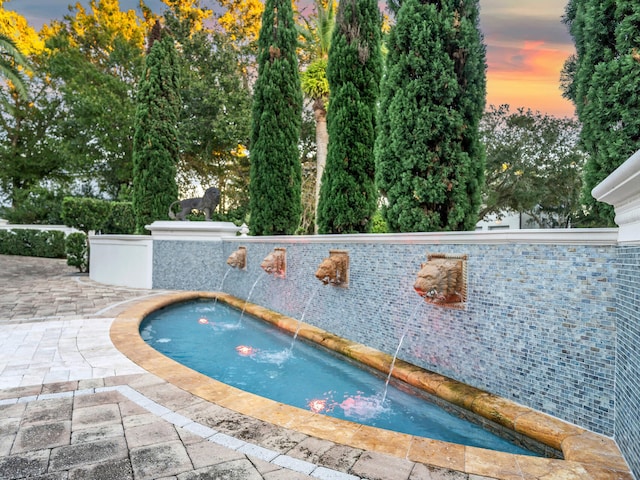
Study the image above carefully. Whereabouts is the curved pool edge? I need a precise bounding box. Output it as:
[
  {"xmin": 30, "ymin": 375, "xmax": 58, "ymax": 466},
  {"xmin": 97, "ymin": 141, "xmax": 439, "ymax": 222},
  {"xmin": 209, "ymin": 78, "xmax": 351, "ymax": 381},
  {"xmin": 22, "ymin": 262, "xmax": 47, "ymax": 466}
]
[{"xmin": 110, "ymin": 291, "xmax": 631, "ymax": 480}]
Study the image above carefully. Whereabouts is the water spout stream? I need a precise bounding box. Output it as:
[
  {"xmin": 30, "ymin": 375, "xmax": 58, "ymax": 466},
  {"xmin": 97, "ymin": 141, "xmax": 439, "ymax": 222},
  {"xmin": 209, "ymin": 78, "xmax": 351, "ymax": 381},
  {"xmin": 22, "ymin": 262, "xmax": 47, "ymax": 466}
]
[
  {"xmin": 238, "ymin": 272, "xmax": 265, "ymax": 326},
  {"xmin": 213, "ymin": 268, "xmax": 232, "ymax": 308},
  {"xmin": 381, "ymin": 302, "xmax": 421, "ymax": 403},
  {"xmin": 290, "ymin": 284, "xmax": 322, "ymax": 350}
]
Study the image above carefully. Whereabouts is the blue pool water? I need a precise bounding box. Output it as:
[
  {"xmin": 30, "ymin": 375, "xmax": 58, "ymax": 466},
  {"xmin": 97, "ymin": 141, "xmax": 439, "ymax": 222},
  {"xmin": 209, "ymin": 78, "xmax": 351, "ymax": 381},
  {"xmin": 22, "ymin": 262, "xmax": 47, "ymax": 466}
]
[{"xmin": 141, "ymin": 300, "xmax": 537, "ymax": 456}]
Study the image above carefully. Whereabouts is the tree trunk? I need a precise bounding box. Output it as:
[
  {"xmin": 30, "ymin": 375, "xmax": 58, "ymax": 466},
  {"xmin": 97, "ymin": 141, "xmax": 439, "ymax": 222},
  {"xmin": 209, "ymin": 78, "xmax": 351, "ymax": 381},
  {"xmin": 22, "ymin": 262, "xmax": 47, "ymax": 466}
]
[{"xmin": 314, "ymin": 101, "xmax": 328, "ymax": 233}]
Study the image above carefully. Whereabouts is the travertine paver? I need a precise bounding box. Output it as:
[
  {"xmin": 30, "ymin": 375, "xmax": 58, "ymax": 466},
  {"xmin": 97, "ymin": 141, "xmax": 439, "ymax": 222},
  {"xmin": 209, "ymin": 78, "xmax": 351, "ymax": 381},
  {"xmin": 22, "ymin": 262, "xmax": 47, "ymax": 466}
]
[
  {"xmin": 49, "ymin": 438, "xmax": 129, "ymax": 471},
  {"xmin": 130, "ymin": 440, "xmax": 194, "ymax": 479},
  {"xmin": 0, "ymin": 449, "xmax": 49, "ymax": 478},
  {"xmin": 68, "ymin": 457, "xmax": 134, "ymax": 480},
  {"xmin": 0, "ymin": 255, "xmax": 161, "ymax": 323},
  {"xmin": 12, "ymin": 421, "xmax": 71, "ymax": 453},
  {"xmin": 125, "ymin": 420, "xmax": 181, "ymax": 448},
  {"xmin": 351, "ymin": 451, "xmax": 416, "ymax": 480}
]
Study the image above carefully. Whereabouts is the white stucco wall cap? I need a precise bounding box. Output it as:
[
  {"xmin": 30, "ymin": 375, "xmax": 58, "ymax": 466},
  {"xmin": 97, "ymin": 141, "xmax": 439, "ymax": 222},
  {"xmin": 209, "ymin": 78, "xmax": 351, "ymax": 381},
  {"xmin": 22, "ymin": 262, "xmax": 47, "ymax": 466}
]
[{"xmin": 146, "ymin": 221, "xmax": 241, "ymax": 241}]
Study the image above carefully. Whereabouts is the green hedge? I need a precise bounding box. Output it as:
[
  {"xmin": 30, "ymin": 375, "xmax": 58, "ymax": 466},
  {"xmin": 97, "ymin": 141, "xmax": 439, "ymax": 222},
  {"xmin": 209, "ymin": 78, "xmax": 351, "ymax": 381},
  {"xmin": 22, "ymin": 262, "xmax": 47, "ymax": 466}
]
[
  {"xmin": 61, "ymin": 197, "xmax": 111, "ymax": 234},
  {"xmin": 0, "ymin": 229, "xmax": 66, "ymax": 258},
  {"xmin": 103, "ymin": 201, "xmax": 135, "ymax": 234},
  {"xmin": 65, "ymin": 232, "xmax": 88, "ymax": 272}
]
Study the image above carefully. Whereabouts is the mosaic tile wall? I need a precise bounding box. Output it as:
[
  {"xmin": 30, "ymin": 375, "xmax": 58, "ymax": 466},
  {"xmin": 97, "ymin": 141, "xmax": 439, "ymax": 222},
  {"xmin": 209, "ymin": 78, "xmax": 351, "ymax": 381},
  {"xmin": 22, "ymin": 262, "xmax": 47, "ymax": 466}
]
[
  {"xmin": 615, "ymin": 246, "xmax": 640, "ymax": 476},
  {"xmin": 153, "ymin": 238, "xmax": 618, "ymax": 437}
]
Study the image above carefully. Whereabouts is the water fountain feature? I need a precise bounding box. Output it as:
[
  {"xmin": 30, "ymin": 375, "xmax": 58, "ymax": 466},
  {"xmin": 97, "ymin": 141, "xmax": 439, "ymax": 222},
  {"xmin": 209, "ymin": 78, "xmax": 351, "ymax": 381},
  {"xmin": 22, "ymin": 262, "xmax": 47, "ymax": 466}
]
[
  {"xmin": 96, "ymin": 155, "xmax": 639, "ymax": 478},
  {"xmin": 381, "ymin": 301, "xmax": 422, "ymax": 403},
  {"xmin": 140, "ymin": 297, "xmax": 537, "ymax": 456},
  {"xmin": 413, "ymin": 253, "xmax": 467, "ymax": 308},
  {"xmin": 226, "ymin": 246, "xmax": 247, "ymax": 270},
  {"xmin": 315, "ymin": 250, "xmax": 349, "ymax": 287},
  {"xmin": 261, "ymin": 247, "xmax": 286, "ymax": 278}
]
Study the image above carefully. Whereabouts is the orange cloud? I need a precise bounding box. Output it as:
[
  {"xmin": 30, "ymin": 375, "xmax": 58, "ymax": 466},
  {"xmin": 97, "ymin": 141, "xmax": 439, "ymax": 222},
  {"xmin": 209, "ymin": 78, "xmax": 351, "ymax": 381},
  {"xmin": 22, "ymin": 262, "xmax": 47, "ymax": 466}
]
[{"xmin": 486, "ymin": 40, "xmax": 575, "ymax": 118}]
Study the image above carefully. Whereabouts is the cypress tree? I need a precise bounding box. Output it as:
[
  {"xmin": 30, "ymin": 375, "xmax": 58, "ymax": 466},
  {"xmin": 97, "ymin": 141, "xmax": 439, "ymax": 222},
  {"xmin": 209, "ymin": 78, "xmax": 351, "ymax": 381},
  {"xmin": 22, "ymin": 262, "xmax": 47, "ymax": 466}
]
[
  {"xmin": 375, "ymin": 0, "xmax": 486, "ymax": 232},
  {"xmin": 563, "ymin": 0, "xmax": 618, "ymax": 226},
  {"xmin": 132, "ymin": 21, "xmax": 180, "ymax": 234},
  {"xmin": 249, "ymin": 0, "xmax": 303, "ymax": 235},
  {"xmin": 564, "ymin": 0, "xmax": 640, "ymax": 226},
  {"xmin": 317, "ymin": 0, "xmax": 382, "ymax": 234}
]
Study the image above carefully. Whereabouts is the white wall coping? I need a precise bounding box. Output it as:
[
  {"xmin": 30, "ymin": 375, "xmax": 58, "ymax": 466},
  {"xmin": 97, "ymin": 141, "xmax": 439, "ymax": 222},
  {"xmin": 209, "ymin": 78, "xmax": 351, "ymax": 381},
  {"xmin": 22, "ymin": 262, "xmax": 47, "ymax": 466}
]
[
  {"xmin": 146, "ymin": 221, "xmax": 241, "ymax": 241},
  {"xmin": 90, "ymin": 234, "xmax": 154, "ymax": 245},
  {"xmin": 223, "ymin": 228, "xmax": 618, "ymax": 245},
  {"xmin": 0, "ymin": 224, "xmax": 78, "ymax": 234},
  {"xmin": 592, "ymin": 148, "xmax": 640, "ymax": 244}
]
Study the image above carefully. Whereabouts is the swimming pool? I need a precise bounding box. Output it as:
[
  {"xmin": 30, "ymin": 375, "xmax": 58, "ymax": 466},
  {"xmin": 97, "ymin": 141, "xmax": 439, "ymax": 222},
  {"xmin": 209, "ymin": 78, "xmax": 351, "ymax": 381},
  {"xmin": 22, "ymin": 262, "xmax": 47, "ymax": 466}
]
[{"xmin": 141, "ymin": 299, "xmax": 537, "ymax": 456}]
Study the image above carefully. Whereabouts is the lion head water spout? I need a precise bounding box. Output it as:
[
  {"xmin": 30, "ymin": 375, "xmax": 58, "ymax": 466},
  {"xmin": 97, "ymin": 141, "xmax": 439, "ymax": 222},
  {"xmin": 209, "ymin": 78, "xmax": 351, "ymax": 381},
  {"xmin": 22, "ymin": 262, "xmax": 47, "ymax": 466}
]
[
  {"xmin": 414, "ymin": 253, "xmax": 467, "ymax": 309},
  {"xmin": 261, "ymin": 248, "xmax": 286, "ymax": 278},
  {"xmin": 227, "ymin": 246, "xmax": 247, "ymax": 270},
  {"xmin": 315, "ymin": 250, "xmax": 349, "ymax": 287}
]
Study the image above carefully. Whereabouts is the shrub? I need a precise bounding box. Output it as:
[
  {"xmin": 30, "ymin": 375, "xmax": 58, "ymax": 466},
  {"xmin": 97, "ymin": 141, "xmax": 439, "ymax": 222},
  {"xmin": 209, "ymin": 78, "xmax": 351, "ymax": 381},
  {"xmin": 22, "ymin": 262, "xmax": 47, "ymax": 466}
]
[
  {"xmin": 61, "ymin": 197, "xmax": 111, "ymax": 234},
  {"xmin": 0, "ymin": 187, "xmax": 66, "ymax": 225},
  {"xmin": 0, "ymin": 229, "xmax": 66, "ymax": 258},
  {"xmin": 103, "ymin": 201, "xmax": 135, "ymax": 234},
  {"xmin": 65, "ymin": 232, "xmax": 88, "ymax": 272},
  {"xmin": 370, "ymin": 210, "xmax": 389, "ymax": 233}
]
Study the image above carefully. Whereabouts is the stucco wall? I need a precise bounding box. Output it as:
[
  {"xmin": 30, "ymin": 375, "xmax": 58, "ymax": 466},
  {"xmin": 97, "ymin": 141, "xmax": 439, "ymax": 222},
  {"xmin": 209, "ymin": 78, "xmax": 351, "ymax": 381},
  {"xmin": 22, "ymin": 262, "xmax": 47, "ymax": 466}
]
[{"xmin": 152, "ymin": 231, "xmax": 618, "ymax": 437}]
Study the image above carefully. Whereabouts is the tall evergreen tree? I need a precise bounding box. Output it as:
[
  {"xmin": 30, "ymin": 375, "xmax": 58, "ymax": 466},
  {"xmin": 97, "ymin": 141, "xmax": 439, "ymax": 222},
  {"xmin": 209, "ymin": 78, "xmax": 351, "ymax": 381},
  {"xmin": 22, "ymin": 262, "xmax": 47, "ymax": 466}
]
[
  {"xmin": 562, "ymin": 0, "xmax": 617, "ymax": 226},
  {"xmin": 249, "ymin": 0, "xmax": 303, "ymax": 235},
  {"xmin": 132, "ymin": 21, "xmax": 180, "ymax": 234},
  {"xmin": 316, "ymin": 0, "xmax": 382, "ymax": 234},
  {"xmin": 375, "ymin": 0, "xmax": 486, "ymax": 232},
  {"xmin": 563, "ymin": 0, "xmax": 640, "ymax": 226}
]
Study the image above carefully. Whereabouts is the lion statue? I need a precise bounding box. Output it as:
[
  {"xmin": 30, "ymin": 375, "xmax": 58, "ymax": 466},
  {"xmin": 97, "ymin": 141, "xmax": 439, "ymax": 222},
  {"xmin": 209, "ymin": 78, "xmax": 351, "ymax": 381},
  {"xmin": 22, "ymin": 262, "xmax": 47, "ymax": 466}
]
[
  {"xmin": 315, "ymin": 254, "xmax": 348, "ymax": 286},
  {"xmin": 413, "ymin": 258, "xmax": 464, "ymax": 305},
  {"xmin": 168, "ymin": 187, "xmax": 220, "ymax": 221}
]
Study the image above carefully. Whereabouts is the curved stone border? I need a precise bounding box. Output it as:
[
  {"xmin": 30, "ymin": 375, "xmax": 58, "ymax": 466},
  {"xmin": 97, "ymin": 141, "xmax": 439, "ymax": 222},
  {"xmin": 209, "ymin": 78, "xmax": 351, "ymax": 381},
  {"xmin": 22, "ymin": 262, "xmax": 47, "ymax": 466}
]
[{"xmin": 111, "ymin": 292, "xmax": 632, "ymax": 480}]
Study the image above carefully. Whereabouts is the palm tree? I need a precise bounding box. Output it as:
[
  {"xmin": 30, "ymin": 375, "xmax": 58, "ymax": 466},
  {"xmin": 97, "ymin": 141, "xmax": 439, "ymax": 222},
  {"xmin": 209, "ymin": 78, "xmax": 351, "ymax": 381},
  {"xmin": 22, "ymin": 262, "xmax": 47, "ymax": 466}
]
[
  {"xmin": 298, "ymin": 0, "xmax": 335, "ymax": 232},
  {"xmin": 0, "ymin": 34, "xmax": 29, "ymax": 100}
]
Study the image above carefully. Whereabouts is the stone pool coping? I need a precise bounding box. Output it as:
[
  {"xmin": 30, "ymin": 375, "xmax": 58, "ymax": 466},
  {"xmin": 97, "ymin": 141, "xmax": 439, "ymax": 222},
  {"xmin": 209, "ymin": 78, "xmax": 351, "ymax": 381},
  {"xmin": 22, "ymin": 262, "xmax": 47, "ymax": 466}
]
[{"xmin": 110, "ymin": 291, "xmax": 632, "ymax": 480}]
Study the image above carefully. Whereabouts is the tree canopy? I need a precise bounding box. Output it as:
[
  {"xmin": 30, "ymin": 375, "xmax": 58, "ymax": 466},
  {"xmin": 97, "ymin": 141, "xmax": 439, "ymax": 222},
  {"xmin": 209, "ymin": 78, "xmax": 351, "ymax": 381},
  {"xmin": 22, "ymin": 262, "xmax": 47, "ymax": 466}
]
[
  {"xmin": 480, "ymin": 105, "xmax": 587, "ymax": 228},
  {"xmin": 375, "ymin": 0, "xmax": 486, "ymax": 232},
  {"xmin": 0, "ymin": 0, "xmax": 256, "ymax": 225}
]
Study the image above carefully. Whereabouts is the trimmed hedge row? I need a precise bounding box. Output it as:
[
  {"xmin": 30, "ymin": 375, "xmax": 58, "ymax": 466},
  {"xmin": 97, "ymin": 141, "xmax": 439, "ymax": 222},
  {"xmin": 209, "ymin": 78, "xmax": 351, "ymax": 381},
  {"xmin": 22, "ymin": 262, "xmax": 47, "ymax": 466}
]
[
  {"xmin": 0, "ymin": 229, "xmax": 66, "ymax": 258},
  {"xmin": 61, "ymin": 198, "xmax": 135, "ymax": 235}
]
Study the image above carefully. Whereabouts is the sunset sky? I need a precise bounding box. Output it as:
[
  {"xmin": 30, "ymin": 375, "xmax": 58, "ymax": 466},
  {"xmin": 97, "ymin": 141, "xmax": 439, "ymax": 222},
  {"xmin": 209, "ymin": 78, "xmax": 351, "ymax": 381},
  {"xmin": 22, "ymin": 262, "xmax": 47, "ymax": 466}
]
[{"xmin": 6, "ymin": 0, "xmax": 576, "ymax": 118}]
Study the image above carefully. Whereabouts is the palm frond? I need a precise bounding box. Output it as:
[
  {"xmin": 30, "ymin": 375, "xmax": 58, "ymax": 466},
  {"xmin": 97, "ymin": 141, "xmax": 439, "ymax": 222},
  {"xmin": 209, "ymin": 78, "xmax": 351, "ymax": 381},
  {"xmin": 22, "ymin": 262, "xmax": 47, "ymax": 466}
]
[{"xmin": 0, "ymin": 34, "xmax": 30, "ymax": 100}]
